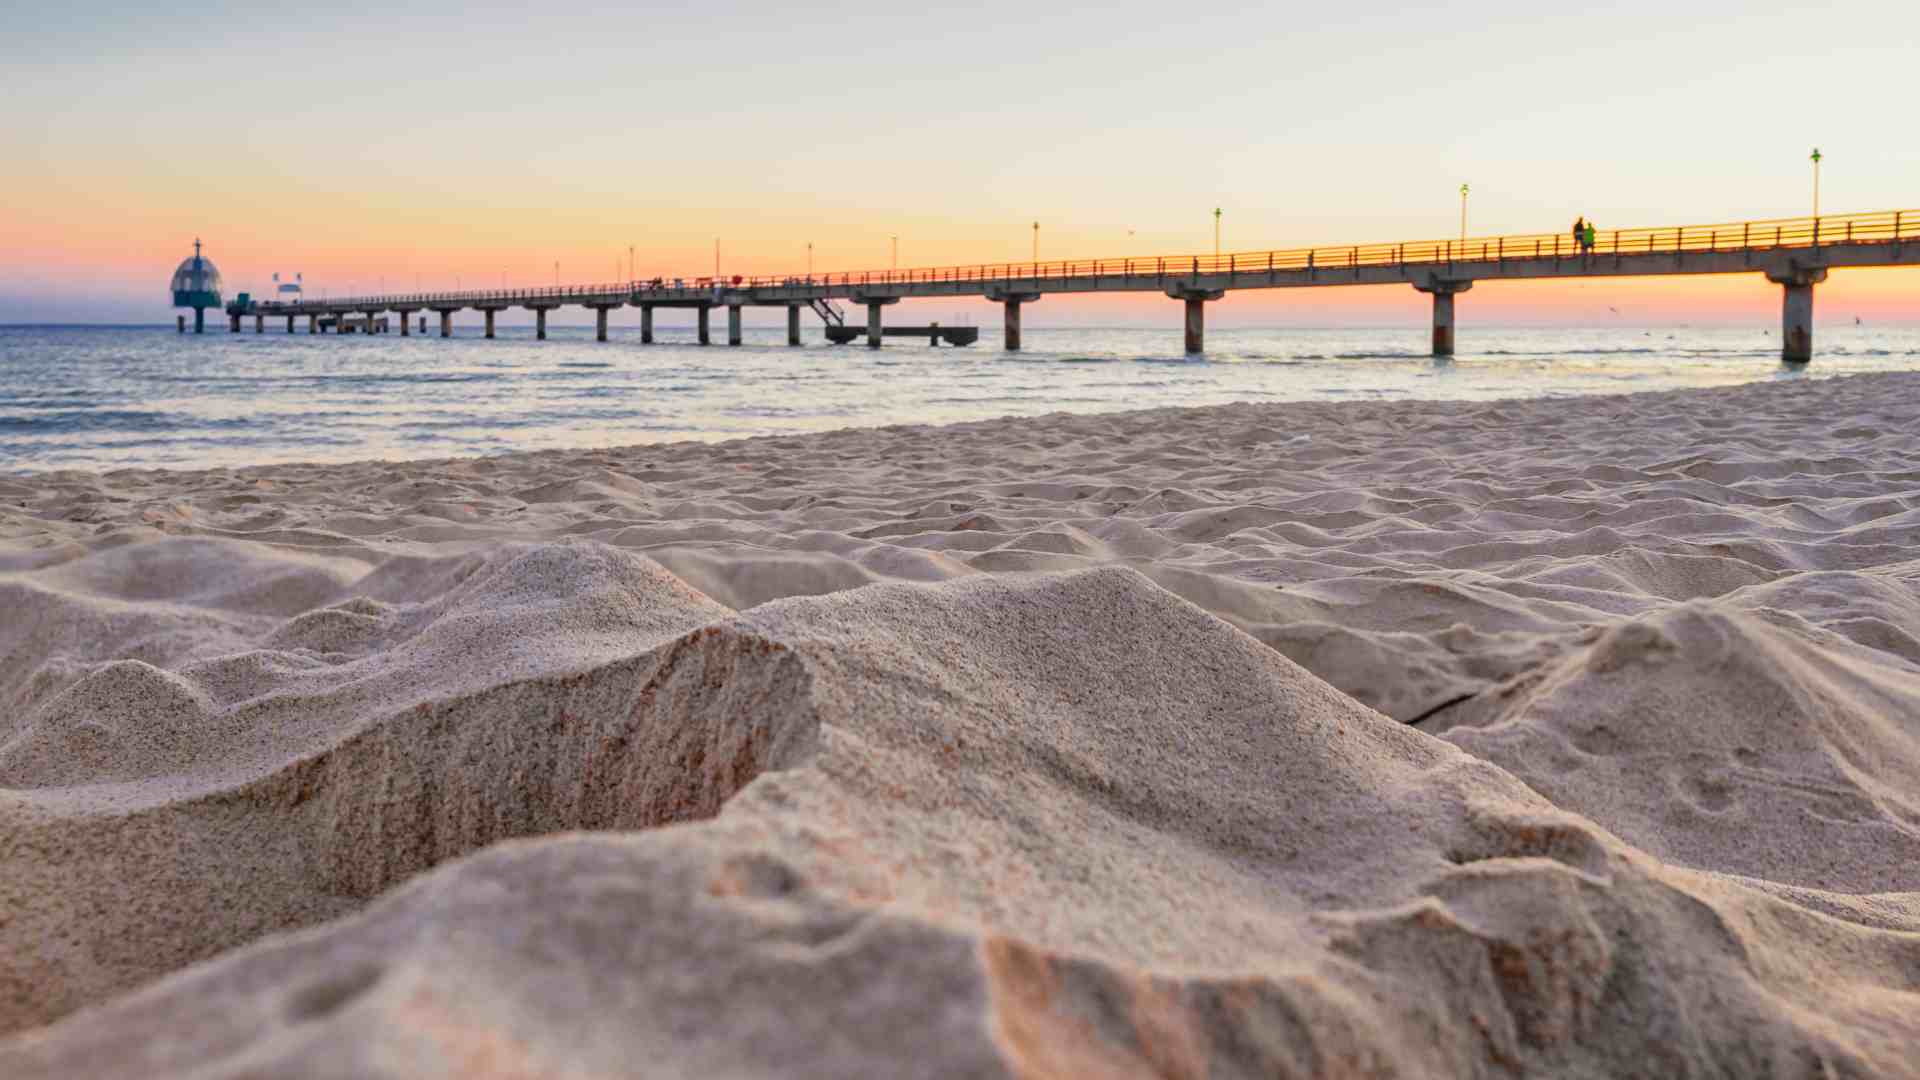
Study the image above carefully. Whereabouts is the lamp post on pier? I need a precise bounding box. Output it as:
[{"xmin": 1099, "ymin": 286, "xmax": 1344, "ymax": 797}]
[
  {"xmin": 1032, "ymin": 221, "xmax": 1039, "ymax": 263},
  {"xmin": 891, "ymin": 235, "xmax": 898, "ymax": 270},
  {"xmin": 1213, "ymin": 207, "xmax": 1222, "ymax": 257},
  {"xmin": 806, "ymin": 241, "xmax": 813, "ymax": 278},
  {"xmin": 1459, "ymin": 183, "xmax": 1469, "ymax": 240}
]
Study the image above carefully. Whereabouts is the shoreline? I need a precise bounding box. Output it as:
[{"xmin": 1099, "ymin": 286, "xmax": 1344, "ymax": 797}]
[{"xmin": 7, "ymin": 366, "xmax": 1916, "ymax": 481}]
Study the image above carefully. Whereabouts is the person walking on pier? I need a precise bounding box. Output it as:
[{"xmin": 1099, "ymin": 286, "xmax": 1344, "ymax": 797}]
[
  {"xmin": 1584, "ymin": 220, "xmax": 1598, "ymax": 253},
  {"xmin": 1571, "ymin": 216, "xmax": 1586, "ymax": 254}
]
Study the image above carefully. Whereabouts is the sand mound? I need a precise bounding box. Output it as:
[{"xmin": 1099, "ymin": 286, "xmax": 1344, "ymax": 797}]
[
  {"xmin": 0, "ymin": 541, "xmax": 736, "ymax": 1029},
  {"xmin": 6, "ymin": 565, "xmax": 1919, "ymax": 1077},
  {"xmin": 1433, "ymin": 600, "xmax": 1920, "ymax": 892}
]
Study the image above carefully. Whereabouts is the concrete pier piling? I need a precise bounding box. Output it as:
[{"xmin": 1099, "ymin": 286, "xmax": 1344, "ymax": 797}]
[
  {"xmin": 285, "ymin": 315, "xmax": 294, "ymax": 333},
  {"xmin": 594, "ymin": 305, "xmax": 612, "ymax": 343},
  {"xmin": 640, "ymin": 305, "xmax": 654, "ymax": 344},
  {"xmin": 697, "ymin": 305, "xmax": 711, "ymax": 346},
  {"xmin": 535, "ymin": 308, "xmax": 548, "ymax": 341},
  {"xmin": 177, "ymin": 315, "xmax": 186, "ymax": 333},
  {"xmin": 254, "ymin": 314, "xmax": 263, "ymax": 334},
  {"xmin": 399, "ymin": 311, "xmax": 411, "ymax": 336},
  {"xmin": 436, "ymin": 309, "xmax": 455, "ymax": 338},
  {"xmin": 1415, "ymin": 278, "xmax": 1473, "ymax": 357},
  {"xmin": 229, "ymin": 314, "xmax": 240, "ymax": 333},
  {"xmin": 787, "ymin": 304, "xmax": 801, "ymax": 346},
  {"xmin": 1167, "ymin": 288, "xmax": 1224, "ymax": 355},
  {"xmin": 1767, "ymin": 265, "xmax": 1827, "ymax": 364},
  {"xmin": 856, "ymin": 296, "xmax": 900, "ymax": 349},
  {"xmin": 728, "ymin": 304, "xmax": 742, "ymax": 346},
  {"xmin": 989, "ymin": 290, "xmax": 1040, "ymax": 351},
  {"xmin": 308, "ymin": 314, "xmax": 317, "ymax": 335},
  {"xmin": 193, "ymin": 309, "xmax": 204, "ymax": 334}
]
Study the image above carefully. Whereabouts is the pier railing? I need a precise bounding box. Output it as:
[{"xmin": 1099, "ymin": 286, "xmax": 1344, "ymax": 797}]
[{"xmin": 278, "ymin": 209, "xmax": 1916, "ymax": 310}]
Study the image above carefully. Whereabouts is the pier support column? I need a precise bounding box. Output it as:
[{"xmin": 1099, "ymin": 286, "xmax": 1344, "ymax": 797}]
[
  {"xmin": 728, "ymin": 304, "xmax": 743, "ymax": 346},
  {"xmin": 400, "ymin": 313, "xmax": 411, "ymax": 336},
  {"xmin": 595, "ymin": 306, "xmax": 610, "ymax": 343},
  {"xmin": 640, "ymin": 305, "xmax": 654, "ymax": 344},
  {"xmin": 697, "ymin": 305, "xmax": 711, "ymax": 346},
  {"xmin": 1413, "ymin": 277, "xmax": 1473, "ymax": 357},
  {"xmin": 484, "ymin": 309, "xmax": 497, "ymax": 339},
  {"xmin": 254, "ymin": 314, "xmax": 263, "ymax": 334},
  {"xmin": 1165, "ymin": 288, "xmax": 1225, "ymax": 355},
  {"xmin": 535, "ymin": 308, "xmax": 548, "ymax": 341},
  {"xmin": 194, "ymin": 308, "xmax": 205, "ymax": 334},
  {"xmin": 1766, "ymin": 265, "xmax": 1828, "ymax": 364},
  {"xmin": 856, "ymin": 296, "xmax": 899, "ymax": 349},
  {"xmin": 308, "ymin": 314, "xmax": 317, "ymax": 334},
  {"xmin": 440, "ymin": 310, "xmax": 453, "ymax": 338},
  {"xmin": 177, "ymin": 315, "xmax": 186, "ymax": 333},
  {"xmin": 285, "ymin": 315, "xmax": 294, "ymax": 333},
  {"xmin": 989, "ymin": 291, "xmax": 1041, "ymax": 351},
  {"xmin": 787, "ymin": 304, "xmax": 801, "ymax": 346},
  {"xmin": 229, "ymin": 313, "xmax": 240, "ymax": 333}
]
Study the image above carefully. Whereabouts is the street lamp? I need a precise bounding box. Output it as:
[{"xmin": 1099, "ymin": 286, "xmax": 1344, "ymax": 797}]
[
  {"xmin": 891, "ymin": 235, "xmax": 898, "ymax": 270},
  {"xmin": 807, "ymin": 241, "xmax": 813, "ymax": 278},
  {"xmin": 1459, "ymin": 184, "xmax": 1469, "ymax": 240},
  {"xmin": 1811, "ymin": 148, "xmax": 1823, "ymax": 219},
  {"xmin": 628, "ymin": 244, "xmax": 635, "ymax": 283},
  {"xmin": 553, "ymin": 261, "xmax": 559, "ymax": 288},
  {"xmin": 1213, "ymin": 207, "xmax": 1222, "ymax": 257},
  {"xmin": 1032, "ymin": 221, "xmax": 1039, "ymax": 262}
]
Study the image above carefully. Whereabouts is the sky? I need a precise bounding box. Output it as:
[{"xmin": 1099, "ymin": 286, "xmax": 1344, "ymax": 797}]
[{"xmin": 3, "ymin": 0, "xmax": 1916, "ymax": 326}]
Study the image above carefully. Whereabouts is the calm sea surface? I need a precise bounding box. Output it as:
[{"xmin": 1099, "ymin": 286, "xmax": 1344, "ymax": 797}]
[{"xmin": 5, "ymin": 322, "xmax": 1919, "ymax": 471}]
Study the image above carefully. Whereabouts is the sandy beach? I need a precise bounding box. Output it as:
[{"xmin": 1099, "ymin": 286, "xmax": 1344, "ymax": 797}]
[{"xmin": 3, "ymin": 371, "xmax": 1919, "ymax": 1076}]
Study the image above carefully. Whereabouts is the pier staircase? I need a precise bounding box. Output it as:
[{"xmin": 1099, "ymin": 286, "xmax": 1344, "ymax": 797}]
[{"xmin": 809, "ymin": 298, "xmax": 846, "ymax": 327}]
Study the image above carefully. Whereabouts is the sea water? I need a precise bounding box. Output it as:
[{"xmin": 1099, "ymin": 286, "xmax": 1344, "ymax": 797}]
[{"xmin": 5, "ymin": 322, "xmax": 1918, "ymax": 470}]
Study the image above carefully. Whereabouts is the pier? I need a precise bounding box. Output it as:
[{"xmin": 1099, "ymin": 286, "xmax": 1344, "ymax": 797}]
[{"xmin": 226, "ymin": 209, "xmax": 1919, "ymax": 363}]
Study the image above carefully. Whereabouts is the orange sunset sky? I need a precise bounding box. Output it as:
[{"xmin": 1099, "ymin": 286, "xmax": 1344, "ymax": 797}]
[{"xmin": 5, "ymin": 1, "xmax": 1916, "ymax": 326}]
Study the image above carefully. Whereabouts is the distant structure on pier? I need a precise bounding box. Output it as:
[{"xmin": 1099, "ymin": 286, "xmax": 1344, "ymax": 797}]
[
  {"xmin": 273, "ymin": 272, "xmax": 303, "ymax": 300},
  {"xmin": 170, "ymin": 239, "xmax": 223, "ymax": 334}
]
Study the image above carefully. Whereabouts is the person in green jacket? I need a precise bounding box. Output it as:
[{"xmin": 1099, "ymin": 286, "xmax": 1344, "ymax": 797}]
[{"xmin": 1584, "ymin": 221, "xmax": 1598, "ymax": 252}]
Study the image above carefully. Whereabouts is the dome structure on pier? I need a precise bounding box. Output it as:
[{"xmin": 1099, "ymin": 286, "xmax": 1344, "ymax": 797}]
[{"xmin": 170, "ymin": 239, "xmax": 223, "ymax": 309}]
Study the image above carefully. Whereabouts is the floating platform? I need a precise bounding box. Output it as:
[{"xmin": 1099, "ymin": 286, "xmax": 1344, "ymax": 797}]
[{"xmin": 824, "ymin": 325, "xmax": 978, "ymax": 346}]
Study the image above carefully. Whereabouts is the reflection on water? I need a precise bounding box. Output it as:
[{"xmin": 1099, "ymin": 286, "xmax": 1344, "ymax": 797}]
[{"xmin": 3, "ymin": 323, "xmax": 1917, "ymax": 469}]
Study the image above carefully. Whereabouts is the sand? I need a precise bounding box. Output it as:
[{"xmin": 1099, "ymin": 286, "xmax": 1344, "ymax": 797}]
[{"xmin": 2, "ymin": 371, "xmax": 1919, "ymax": 1076}]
